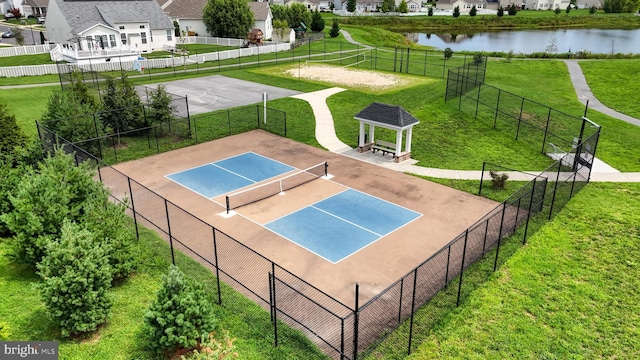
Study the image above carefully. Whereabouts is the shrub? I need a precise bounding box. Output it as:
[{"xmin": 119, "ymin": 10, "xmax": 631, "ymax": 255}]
[
  {"xmin": 398, "ymin": 0, "xmax": 408, "ymax": 13},
  {"xmin": 473, "ymin": 52, "xmax": 484, "ymax": 64},
  {"xmin": 508, "ymin": 4, "xmax": 518, "ymax": 15},
  {"xmin": 469, "ymin": 5, "xmax": 477, "ymax": 16},
  {"xmin": 589, "ymin": 5, "xmax": 597, "ymax": 13},
  {"xmin": 490, "ymin": 170, "xmax": 509, "ymax": 190},
  {"xmin": 83, "ymin": 198, "xmax": 138, "ymax": 281},
  {"xmin": 37, "ymin": 220, "xmax": 113, "ymax": 337},
  {"xmin": 148, "ymin": 84, "xmax": 177, "ymax": 126},
  {"xmin": 310, "ymin": 9, "xmax": 325, "ymax": 32},
  {"xmin": 497, "ymin": 6, "xmax": 504, "ymax": 16},
  {"xmin": 180, "ymin": 330, "xmax": 238, "ymax": 360},
  {"xmin": 554, "ymin": 7, "xmax": 561, "ymax": 14},
  {"xmin": 453, "ymin": 5, "xmax": 460, "ymax": 17},
  {"xmin": 145, "ymin": 266, "xmax": 217, "ymax": 357},
  {"xmin": 444, "ymin": 47, "xmax": 453, "ymax": 59},
  {"xmin": 428, "ymin": 6, "xmax": 434, "ymax": 16},
  {"xmin": 329, "ymin": 19, "xmax": 340, "ymax": 38},
  {"xmin": 1, "ymin": 149, "xmax": 106, "ymax": 266},
  {"xmin": 0, "ymin": 100, "xmax": 26, "ymax": 154}
]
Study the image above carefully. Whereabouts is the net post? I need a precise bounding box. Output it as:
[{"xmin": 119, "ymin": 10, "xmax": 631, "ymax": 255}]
[
  {"xmin": 324, "ymin": 162, "xmax": 328, "ymax": 177},
  {"xmin": 226, "ymin": 196, "xmax": 230, "ymax": 214}
]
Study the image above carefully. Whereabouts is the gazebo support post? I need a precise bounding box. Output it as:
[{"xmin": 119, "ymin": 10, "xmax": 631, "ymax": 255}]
[
  {"xmin": 405, "ymin": 127, "xmax": 413, "ymax": 153},
  {"xmin": 395, "ymin": 130, "xmax": 403, "ymax": 158}
]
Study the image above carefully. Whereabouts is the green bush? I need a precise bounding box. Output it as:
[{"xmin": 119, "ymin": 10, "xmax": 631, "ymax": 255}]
[
  {"xmin": 453, "ymin": 5, "xmax": 460, "ymax": 17},
  {"xmin": 145, "ymin": 265, "xmax": 217, "ymax": 357},
  {"xmin": 83, "ymin": 198, "xmax": 138, "ymax": 281},
  {"xmin": 329, "ymin": 19, "xmax": 340, "ymax": 38},
  {"xmin": 0, "ymin": 100, "xmax": 26, "ymax": 154},
  {"xmin": 469, "ymin": 5, "xmax": 477, "ymax": 16},
  {"xmin": 147, "ymin": 84, "xmax": 177, "ymax": 126},
  {"xmin": 37, "ymin": 220, "xmax": 113, "ymax": 337},
  {"xmin": 310, "ymin": 9, "xmax": 325, "ymax": 32},
  {"xmin": 1, "ymin": 150, "xmax": 106, "ymax": 266}
]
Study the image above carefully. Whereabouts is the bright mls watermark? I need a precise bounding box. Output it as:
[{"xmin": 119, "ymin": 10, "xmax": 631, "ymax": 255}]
[{"xmin": 2, "ymin": 341, "xmax": 58, "ymax": 359}]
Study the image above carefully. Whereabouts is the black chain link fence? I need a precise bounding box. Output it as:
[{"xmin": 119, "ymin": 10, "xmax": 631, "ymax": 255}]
[{"xmin": 39, "ymin": 55, "xmax": 600, "ymax": 359}]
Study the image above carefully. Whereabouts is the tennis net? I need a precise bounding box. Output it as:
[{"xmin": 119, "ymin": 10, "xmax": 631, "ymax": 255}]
[{"xmin": 225, "ymin": 161, "xmax": 328, "ymax": 213}]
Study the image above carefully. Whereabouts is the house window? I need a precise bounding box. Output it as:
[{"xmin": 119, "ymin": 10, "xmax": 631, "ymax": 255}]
[
  {"xmin": 140, "ymin": 25, "xmax": 145, "ymax": 29},
  {"xmin": 121, "ymin": 33, "xmax": 127, "ymax": 44},
  {"xmin": 119, "ymin": 26, "xmax": 125, "ymax": 30},
  {"xmin": 109, "ymin": 34, "xmax": 116, "ymax": 47},
  {"xmin": 141, "ymin": 32, "xmax": 147, "ymax": 44},
  {"xmin": 166, "ymin": 29, "xmax": 172, "ymax": 41}
]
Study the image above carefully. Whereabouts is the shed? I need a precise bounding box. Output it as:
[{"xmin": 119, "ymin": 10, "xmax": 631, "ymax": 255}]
[
  {"xmin": 247, "ymin": 28, "xmax": 264, "ymax": 45},
  {"xmin": 354, "ymin": 102, "xmax": 420, "ymax": 163}
]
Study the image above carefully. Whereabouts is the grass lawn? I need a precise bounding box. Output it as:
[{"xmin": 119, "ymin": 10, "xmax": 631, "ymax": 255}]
[
  {"xmin": 3, "ymin": 85, "xmax": 56, "ymax": 138},
  {"xmin": 0, "ymin": 53, "xmax": 56, "ymax": 66},
  {"xmin": 579, "ymin": 59, "xmax": 640, "ymax": 120},
  {"xmin": 402, "ymin": 182, "xmax": 640, "ymax": 359},
  {"xmin": 0, "ymin": 224, "xmax": 328, "ymax": 359}
]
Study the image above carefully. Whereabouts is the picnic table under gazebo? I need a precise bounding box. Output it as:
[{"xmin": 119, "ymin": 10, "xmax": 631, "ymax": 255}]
[{"xmin": 354, "ymin": 102, "xmax": 420, "ymax": 163}]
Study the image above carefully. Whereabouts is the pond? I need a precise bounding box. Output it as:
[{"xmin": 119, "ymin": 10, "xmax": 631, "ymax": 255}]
[{"xmin": 408, "ymin": 28, "xmax": 640, "ymax": 54}]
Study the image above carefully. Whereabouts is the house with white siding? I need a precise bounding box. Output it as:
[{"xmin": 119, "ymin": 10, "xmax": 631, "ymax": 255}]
[{"xmin": 46, "ymin": 0, "xmax": 175, "ymax": 63}]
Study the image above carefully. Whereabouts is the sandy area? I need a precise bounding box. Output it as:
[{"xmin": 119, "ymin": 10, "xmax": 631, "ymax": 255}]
[{"xmin": 284, "ymin": 64, "xmax": 408, "ymax": 90}]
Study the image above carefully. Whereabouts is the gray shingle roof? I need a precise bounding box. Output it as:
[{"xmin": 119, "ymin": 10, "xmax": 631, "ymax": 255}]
[
  {"xmin": 23, "ymin": 0, "xmax": 49, "ymax": 8},
  {"xmin": 248, "ymin": 2, "xmax": 270, "ymax": 21},
  {"xmin": 55, "ymin": 0, "xmax": 173, "ymax": 34},
  {"xmin": 354, "ymin": 102, "xmax": 420, "ymax": 128},
  {"xmin": 161, "ymin": 0, "xmax": 207, "ymax": 19}
]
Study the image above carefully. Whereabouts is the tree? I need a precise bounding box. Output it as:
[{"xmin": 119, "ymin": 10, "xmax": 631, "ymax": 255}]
[
  {"xmin": 555, "ymin": 7, "xmax": 561, "ymax": 14},
  {"xmin": 12, "ymin": 27, "xmax": 24, "ymax": 46},
  {"xmin": 566, "ymin": 4, "xmax": 572, "ymax": 13},
  {"xmin": 603, "ymin": 0, "xmax": 624, "ymax": 12},
  {"xmin": 398, "ymin": 0, "xmax": 409, "ymax": 13},
  {"xmin": 310, "ymin": 9, "xmax": 325, "ymax": 32},
  {"xmin": 497, "ymin": 5, "xmax": 504, "ymax": 16},
  {"xmin": 469, "ymin": 5, "xmax": 477, "ymax": 16},
  {"xmin": 444, "ymin": 47, "xmax": 453, "ymax": 59},
  {"xmin": 508, "ymin": 4, "xmax": 518, "ymax": 15},
  {"xmin": 38, "ymin": 220, "xmax": 113, "ymax": 337},
  {"xmin": 83, "ymin": 198, "xmax": 138, "ymax": 281},
  {"xmin": 0, "ymin": 100, "xmax": 26, "ymax": 154},
  {"xmin": 147, "ymin": 84, "xmax": 177, "ymax": 126},
  {"xmin": 329, "ymin": 19, "xmax": 340, "ymax": 38},
  {"xmin": 589, "ymin": 5, "xmax": 597, "ymax": 13},
  {"xmin": 428, "ymin": 6, "xmax": 434, "ymax": 16},
  {"xmin": 453, "ymin": 5, "xmax": 460, "ymax": 17},
  {"xmin": 1, "ymin": 150, "xmax": 107, "ymax": 266},
  {"xmin": 287, "ymin": 3, "xmax": 311, "ymax": 29},
  {"xmin": 270, "ymin": 4, "xmax": 288, "ymax": 22},
  {"xmin": 381, "ymin": 0, "xmax": 395, "ymax": 12},
  {"xmin": 145, "ymin": 266, "xmax": 217, "ymax": 357},
  {"xmin": 203, "ymin": 0, "xmax": 254, "ymax": 38},
  {"xmin": 100, "ymin": 73, "xmax": 145, "ymax": 138},
  {"xmin": 347, "ymin": 0, "xmax": 357, "ymax": 12}
]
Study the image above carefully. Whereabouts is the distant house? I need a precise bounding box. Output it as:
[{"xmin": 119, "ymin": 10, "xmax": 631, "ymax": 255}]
[
  {"xmin": 160, "ymin": 0, "xmax": 273, "ymax": 40},
  {"xmin": 22, "ymin": 0, "xmax": 48, "ymax": 17},
  {"xmin": 436, "ymin": 0, "xmax": 486, "ymax": 11},
  {"xmin": 521, "ymin": 0, "xmax": 571, "ymax": 9},
  {"xmin": 1, "ymin": 0, "xmax": 28, "ymax": 17},
  {"xmin": 46, "ymin": 0, "xmax": 175, "ymax": 60},
  {"xmin": 272, "ymin": 0, "xmax": 333, "ymax": 12},
  {"xmin": 337, "ymin": 0, "xmax": 422, "ymax": 12}
]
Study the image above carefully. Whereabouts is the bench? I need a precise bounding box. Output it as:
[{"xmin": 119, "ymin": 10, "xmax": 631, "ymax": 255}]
[{"xmin": 372, "ymin": 140, "xmax": 396, "ymax": 156}]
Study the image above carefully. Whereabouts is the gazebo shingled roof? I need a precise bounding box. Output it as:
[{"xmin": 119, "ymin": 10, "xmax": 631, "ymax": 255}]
[{"xmin": 354, "ymin": 102, "xmax": 420, "ymax": 129}]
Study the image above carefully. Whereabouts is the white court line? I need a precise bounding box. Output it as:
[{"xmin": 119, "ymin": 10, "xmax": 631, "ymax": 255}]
[{"xmin": 309, "ymin": 205, "xmax": 382, "ymax": 237}]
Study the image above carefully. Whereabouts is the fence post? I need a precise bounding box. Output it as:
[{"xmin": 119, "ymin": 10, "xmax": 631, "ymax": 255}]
[
  {"xmin": 515, "ymin": 97, "xmax": 525, "ymax": 140},
  {"xmin": 482, "ymin": 218, "xmax": 489, "ymax": 255},
  {"xmin": 340, "ymin": 318, "xmax": 345, "ymax": 360},
  {"xmin": 127, "ymin": 178, "xmax": 140, "ymax": 240},
  {"xmin": 352, "ymin": 282, "xmax": 359, "ymax": 360},
  {"xmin": 474, "ymin": 84, "xmax": 481, "ymax": 119},
  {"xmin": 445, "ymin": 245, "xmax": 451, "ymax": 286},
  {"xmin": 284, "ymin": 112, "xmax": 287, "ymax": 137},
  {"xmin": 407, "ymin": 268, "xmax": 419, "ymax": 355},
  {"xmin": 456, "ymin": 229, "xmax": 469, "ymax": 307},
  {"xmin": 423, "ymin": 49, "xmax": 427, "ymax": 76},
  {"xmin": 523, "ymin": 178, "xmax": 537, "ymax": 245},
  {"xmin": 548, "ymin": 160, "xmax": 563, "ymax": 220},
  {"xmin": 397, "ymin": 278, "xmax": 404, "ymax": 323},
  {"xmin": 154, "ymin": 126, "xmax": 159, "ymax": 152},
  {"xmin": 541, "ymin": 108, "xmax": 552, "ymax": 154},
  {"xmin": 227, "ymin": 110, "xmax": 232, "ymax": 136},
  {"xmin": 479, "ymin": 162, "xmax": 486, "ymax": 195},
  {"xmin": 493, "ymin": 89, "xmax": 501, "ymax": 129},
  {"xmin": 406, "ymin": 48, "xmax": 410, "ymax": 73},
  {"xmin": 185, "ymin": 95, "xmax": 191, "ymax": 138},
  {"xmin": 493, "ymin": 202, "xmax": 508, "ymax": 271},
  {"xmin": 271, "ymin": 270, "xmax": 278, "ymax": 347},
  {"xmin": 93, "ymin": 114, "xmax": 103, "ymax": 159},
  {"xmin": 257, "ymin": 104, "xmax": 261, "ymax": 129},
  {"xmin": 213, "ymin": 228, "xmax": 222, "ymax": 305},
  {"xmin": 164, "ymin": 199, "xmax": 175, "ymax": 265},
  {"xmin": 393, "ymin": 47, "xmax": 397, "ymax": 72}
]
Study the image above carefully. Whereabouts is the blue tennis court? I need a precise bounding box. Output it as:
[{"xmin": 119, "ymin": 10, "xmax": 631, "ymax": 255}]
[
  {"xmin": 265, "ymin": 189, "xmax": 422, "ymax": 263},
  {"xmin": 166, "ymin": 152, "xmax": 294, "ymax": 198}
]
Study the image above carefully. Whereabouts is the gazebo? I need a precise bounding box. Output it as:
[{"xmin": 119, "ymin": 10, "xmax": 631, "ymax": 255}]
[{"xmin": 354, "ymin": 102, "xmax": 420, "ymax": 163}]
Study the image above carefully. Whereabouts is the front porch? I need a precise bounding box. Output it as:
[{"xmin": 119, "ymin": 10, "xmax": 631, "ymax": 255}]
[{"xmin": 50, "ymin": 43, "xmax": 140, "ymax": 64}]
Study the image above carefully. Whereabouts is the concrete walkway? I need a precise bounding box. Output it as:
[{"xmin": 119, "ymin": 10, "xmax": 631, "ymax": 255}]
[{"xmin": 291, "ymin": 37, "xmax": 640, "ymax": 182}]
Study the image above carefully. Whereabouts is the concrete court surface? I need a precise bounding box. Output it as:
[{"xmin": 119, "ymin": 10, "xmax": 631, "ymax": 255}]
[{"xmin": 137, "ymin": 74, "xmax": 301, "ymax": 116}]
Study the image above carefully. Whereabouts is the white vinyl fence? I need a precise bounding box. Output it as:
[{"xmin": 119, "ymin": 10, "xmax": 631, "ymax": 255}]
[
  {"xmin": 0, "ymin": 44, "xmax": 54, "ymax": 57},
  {"xmin": 0, "ymin": 39, "xmax": 291, "ymax": 78}
]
